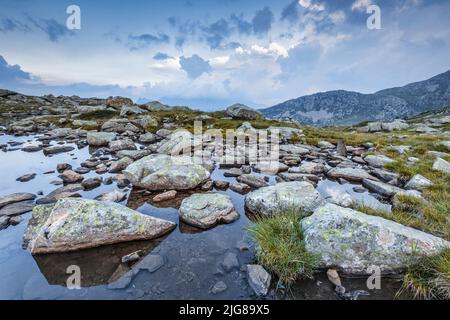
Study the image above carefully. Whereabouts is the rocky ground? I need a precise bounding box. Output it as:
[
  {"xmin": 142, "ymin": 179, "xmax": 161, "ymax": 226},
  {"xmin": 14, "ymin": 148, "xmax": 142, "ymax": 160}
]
[{"xmin": 0, "ymin": 90, "xmax": 449, "ymax": 300}]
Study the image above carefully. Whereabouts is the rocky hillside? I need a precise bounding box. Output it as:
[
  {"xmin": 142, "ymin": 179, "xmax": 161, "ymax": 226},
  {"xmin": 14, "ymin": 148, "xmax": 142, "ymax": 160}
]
[{"xmin": 262, "ymin": 70, "xmax": 450, "ymax": 126}]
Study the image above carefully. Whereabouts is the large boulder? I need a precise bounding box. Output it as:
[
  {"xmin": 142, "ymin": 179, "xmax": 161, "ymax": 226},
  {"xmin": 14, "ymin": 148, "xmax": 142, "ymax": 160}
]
[
  {"xmin": 23, "ymin": 198, "xmax": 175, "ymax": 254},
  {"xmin": 245, "ymin": 181, "xmax": 324, "ymax": 216},
  {"xmin": 179, "ymin": 193, "xmax": 239, "ymax": 229},
  {"xmin": 87, "ymin": 132, "xmax": 116, "ymax": 147},
  {"xmin": 106, "ymin": 97, "xmax": 133, "ymax": 109},
  {"xmin": 301, "ymin": 204, "xmax": 449, "ymax": 275},
  {"xmin": 157, "ymin": 130, "xmax": 193, "ymax": 155},
  {"xmin": 226, "ymin": 103, "xmax": 263, "ymax": 120},
  {"xmin": 123, "ymin": 154, "xmax": 210, "ymax": 191},
  {"xmin": 381, "ymin": 120, "xmax": 409, "ymax": 132}
]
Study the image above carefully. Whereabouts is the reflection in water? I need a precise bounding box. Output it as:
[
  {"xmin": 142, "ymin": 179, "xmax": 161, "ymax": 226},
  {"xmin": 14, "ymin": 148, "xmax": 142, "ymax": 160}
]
[{"xmin": 33, "ymin": 237, "xmax": 165, "ymax": 287}]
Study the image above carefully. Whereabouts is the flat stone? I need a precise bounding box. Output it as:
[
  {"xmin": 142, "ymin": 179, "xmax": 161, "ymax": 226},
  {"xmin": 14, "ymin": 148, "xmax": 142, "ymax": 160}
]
[
  {"xmin": 43, "ymin": 145, "xmax": 75, "ymax": 155},
  {"xmin": 364, "ymin": 155, "xmax": 395, "ymax": 168},
  {"xmin": 245, "ymin": 181, "xmax": 324, "ymax": 216},
  {"xmin": 16, "ymin": 173, "xmax": 37, "ymax": 182},
  {"xmin": 0, "ymin": 200, "xmax": 35, "ymax": 217},
  {"xmin": 362, "ymin": 179, "xmax": 402, "ymax": 198},
  {"xmin": 236, "ymin": 174, "xmax": 268, "ymax": 189},
  {"xmin": 179, "ymin": 193, "xmax": 239, "ymax": 229},
  {"xmin": 0, "ymin": 193, "xmax": 36, "ymax": 208},
  {"xmin": 247, "ymin": 265, "xmax": 271, "ymax": 296},
  {"xmin": 327, "ymin": 167, "xmax": 376, "ymax": 182}
]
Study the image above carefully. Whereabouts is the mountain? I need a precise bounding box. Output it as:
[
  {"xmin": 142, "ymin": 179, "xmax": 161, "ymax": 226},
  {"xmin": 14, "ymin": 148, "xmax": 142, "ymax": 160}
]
[{"xmin": 261, "ymin": 70, "xmax": 450, "ymax": 126}]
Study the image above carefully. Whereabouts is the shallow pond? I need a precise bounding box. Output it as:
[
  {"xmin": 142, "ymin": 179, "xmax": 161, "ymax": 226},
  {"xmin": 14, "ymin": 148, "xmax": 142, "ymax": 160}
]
[{"xmin": 0, "ymin": 134, "xmax": 408, "ymax": 300}]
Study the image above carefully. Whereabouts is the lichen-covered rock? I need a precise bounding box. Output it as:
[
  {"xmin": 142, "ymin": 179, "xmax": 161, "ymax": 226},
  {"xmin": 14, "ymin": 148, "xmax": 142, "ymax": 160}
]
[
  {"xmin": 108, "ymin": 139, "xmax": 136, "ymax": 152},
  {"xmin": 123, "ymin": 154, "xmax": 210, "ymax": 191},
  {"xmin": 179, "ymin": 193, "xmax": 239, "ymax": 229},
  {"xmin": 23, "ymin": 198, "xmax": 176, "ymax": 254},
  {"xmin": 301, "ymin": 203, "xmax": 449, "ymax": 275},
  {"xmin": 72, "ymin": 120, "xmax": 98, "ymax": 130},
  {"xmin": 245, "ymin": 181, "xmax": 324, "ymax": 216},
  {"xmin": 87, "ymin": 132, "xmax": 116, "ymax": 147},
  {"xmin": 120, "ymin": 105, "xmax": 145, "ymax": 116},
  {"xmin": 156, "ymin": 130, "xmax": 193, "ymax": 155}
]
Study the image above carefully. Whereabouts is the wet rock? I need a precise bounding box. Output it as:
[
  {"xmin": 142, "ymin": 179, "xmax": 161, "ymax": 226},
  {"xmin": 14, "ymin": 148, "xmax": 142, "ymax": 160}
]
[
  {"xmin": 116, "ymin": 149, "xmax": 151, "ymax": 160},
  {"xmin": 9, "ymin": 215, "xmax": 22, "ymax": 226},
  {"xmin": 364, "ymin": 155, "xmax": 395, "ymax": 168},
  {"xmin": 432, "ymin": 157, "xmax": 450, "ymax": 174},
  {"xmin": 74, "ymin": 167, "xmax": 90, "ymax": 174},
  {"xmin": 121, "ymin": 250, "xmax": 142, "ymax": 264},
  {"xmin": 211, "ymin": 281, "xmax": 227, "ymax": 294},
  {"xmin": 43, "ymin": 145, "xmax": 75, "ymax": 155},
  {"xmin": 291, "ymin": 162, "xmax": 325, "ymax": 174},
  {"xmin": 301, "ymin": 203, "xmax": 449, "ymax": 274},
  {"xmin": 254, "ymin": 161, "xmax": 288, "ymax": 174},
  {"xmin": 326, "ymin": 269, "xmax": 342, "ymax": 287},
  {"xmin": 223, "ymin": 168, "xmax": 243, "ymax": 177},
  {"xmin": 247, "ymin": 265, "xmax": 271, "ymax": 297},
  {"xmin": 405, "ymin": 174, "xmax": 433, "ymax": 191},
  {"xmin": 23, "ymin": 198, "xmax": 176, "ymax": 254},
  {"xmin": 133, "ymin": 254, "xmax": 165, "ymax": 273},
  {"xmin": 179, "ymin": 193, "xmax": 239, "ymax": 229},
  {"xmin": 153, "ymin": 190, "xmax": 177, "ymax": 203},
  {"xmin": 109, "ymin": 139, "xmax": 136, "ymax": 152},
  {"xmin": 201, "ymin": 180, "xmax": 214, "ymax": 191},
  {"xmin": 57, "ymin": 163, "xmax": 72, "ymax": 172},
  {"xmin": 95, "ymin": 190, "xmax": 127, "ymax": 203},
  {"xmin": 81, "ymin": 177, "xmax": 102, "ymax": 190},
  {"xmin": 221, "ymin": 252, "xmax": 239, "ymax": 272},
  {"xmin": 236, "ymin": 174, "xmax": 268, "ymax": 189},
  {"xmin": 278, "ymin": 172, "xmax": 319, "ymax": 183},
  {"xmin": 0, "ymin": 216, "xmax": 10, "ymax": 230},
  {"xmin": 353, "ymin": 186, "xmax": 367, "ymax": 193},
  {"xmin": 230, "ymin": 183, "xmax": 251, "ymax": 194},
  {"xmin": 59, "ymin": 170, "xmax": 84, "ymax": 183},
  {"xmin": 21, "ymin": 145, "xmax": 42, "ymax": 152},
  {"xmin": 16, "ymin": 173, "xmax": 36, "ymax": 182},
  {"xmin": 327, "ymin": 167, "xmax": 376, "ymax": 182},
  {"xmin": 109, "ymin": 157, "xmax": 133, "ymax": 173},
  {"xmin": 214, "ymin": 180, "xmax": 230, "ymax": 190},
  {"xmin": 0, "ymin": 200, "xmax": 35, "ymax": 217},
  {"xmin": 123, "ymin": 154, "xmax": 210, "ymax": 191},
  {"xmin": 362, "ymin": 179, "xmax": 402, "ymax": 198},
  {"xmin": 245, "ymin": 181, "xmax": 324, "ymax": 216},
  {"xmin": 87, "ymin": 132, "xmax": 117, "ymax": 147}
]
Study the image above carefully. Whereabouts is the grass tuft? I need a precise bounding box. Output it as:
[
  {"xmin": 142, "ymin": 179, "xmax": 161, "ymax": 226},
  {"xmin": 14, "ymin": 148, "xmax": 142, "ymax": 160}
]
[
  {"xmin": 247, "ymin": 210, "xmax": 320, "ymax": 285},
  {"xmin": 397, "ymin": 249, "xmax": 450, "ymax": 300}
]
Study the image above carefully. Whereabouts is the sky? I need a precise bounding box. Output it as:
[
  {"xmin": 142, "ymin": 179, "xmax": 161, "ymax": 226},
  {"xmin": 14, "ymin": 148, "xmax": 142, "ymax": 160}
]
[{"xmin": 1, "ymin": 0, "xmax": 450, "ymax": 110}]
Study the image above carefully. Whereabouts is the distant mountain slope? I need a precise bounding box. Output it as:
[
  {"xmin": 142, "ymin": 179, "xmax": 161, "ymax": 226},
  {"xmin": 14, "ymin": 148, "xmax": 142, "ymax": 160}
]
[{"xmin": 261, "ymin": 70, "xmax": 450, "ymax": 126}]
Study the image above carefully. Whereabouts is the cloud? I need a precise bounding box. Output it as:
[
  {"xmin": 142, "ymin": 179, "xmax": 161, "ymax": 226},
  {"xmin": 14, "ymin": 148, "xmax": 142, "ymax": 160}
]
[
  {"xmin": 252, "ymin": 7, "xmax": 274, "ymax": 34},
  {"xmin": 0, "ymin": 55, "xmax": 33, "ymax": 86},
  {"xmin": 153, "ymin": 52, "xmax": 173, "ymax": 60},
  {"xmin": 351, "ymin": 0, "xmax": 373, "ymax": 11},
  {"xmin": 202, "ymin": 19, "xmax": 232, "ymax": 49},
  {"xmin": 179, "ymin": 54, "xmax": 211, "ymax": 79},
  {"xmin": 0, "ymin": 18, "xmax": 31, "ymax": 32},
  {"xmin": 29, "ymin": 18, "xmax": 73, "ymax": 42},
  {"xmin": 230, "ymin": 14, "xmax": 252, "ymax": 34},
  {"xmin": 237, "ymin": 43, "xmax": 289, "ymax": 58},
  {"xmin": 281, "ymin": 1, "xmax": 301, "ymax": 23},
  {"xmin": 127, "ymin": 33, "xmax": 170, "ymax": 50},
  {"xmin": 298, "ymin": 0, "xmax": 325, "ymax": 11}
]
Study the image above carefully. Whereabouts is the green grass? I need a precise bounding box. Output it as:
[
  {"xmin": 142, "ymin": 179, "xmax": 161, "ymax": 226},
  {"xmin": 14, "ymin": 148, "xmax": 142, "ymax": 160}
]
[
  {"xmin": 397, "ymin": 249, "xmax": 450, "ymax": 300},
  {"xmin": 247, "ymin": 210, "xmax": 320, "ymax": 285}
]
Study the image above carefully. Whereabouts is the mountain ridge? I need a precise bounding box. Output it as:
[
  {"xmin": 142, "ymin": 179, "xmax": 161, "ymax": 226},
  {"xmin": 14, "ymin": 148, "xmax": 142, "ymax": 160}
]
[{"xmin": 261, "ymin": 70, "xmax": 450, "ymax": 126}]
